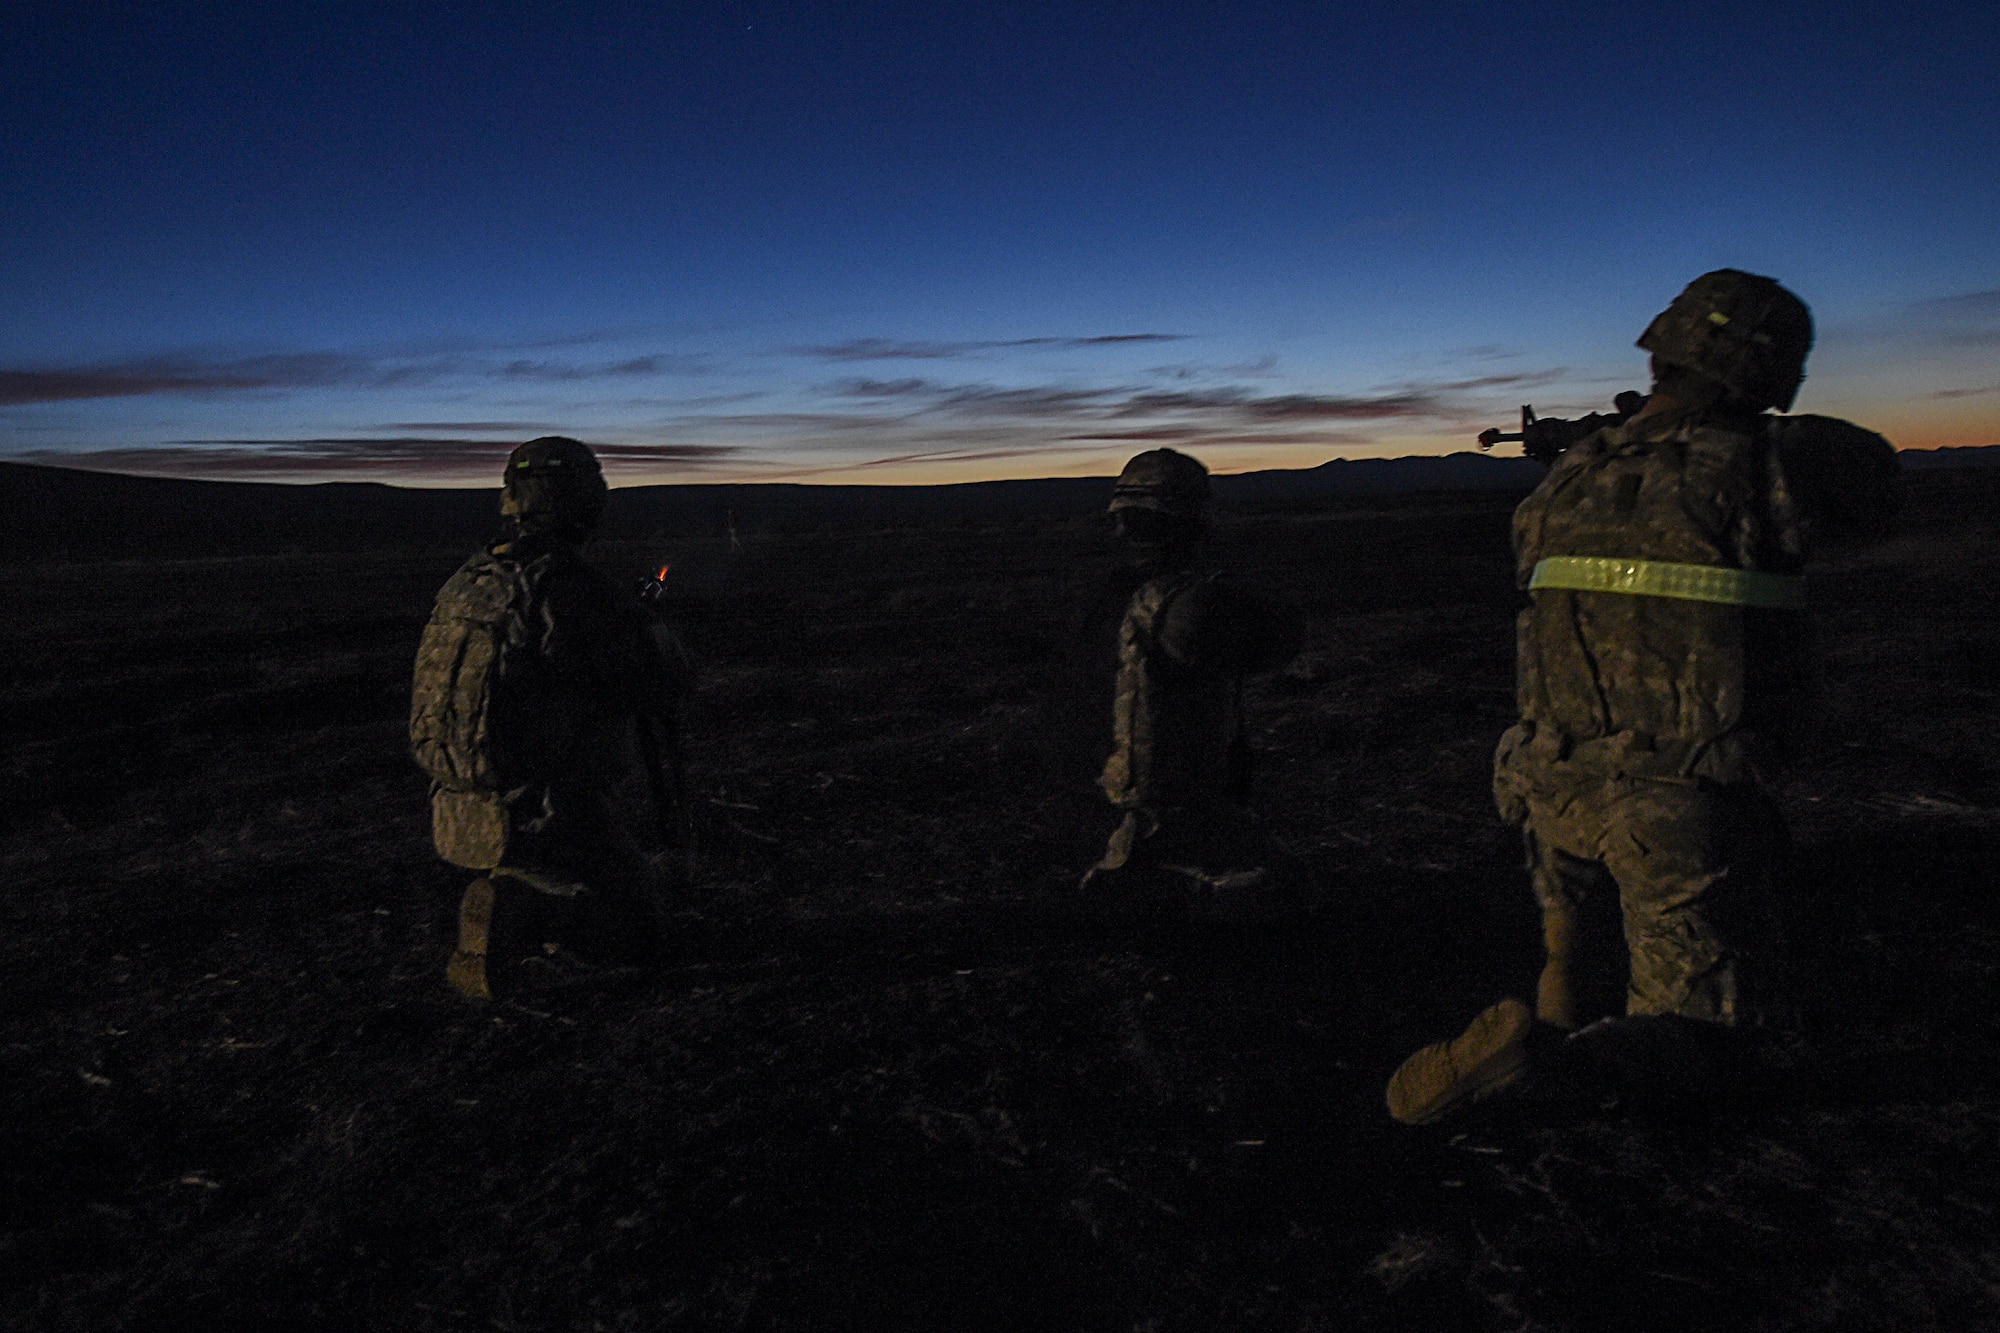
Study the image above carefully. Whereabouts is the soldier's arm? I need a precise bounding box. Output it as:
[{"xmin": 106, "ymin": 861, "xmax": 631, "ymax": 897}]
[
  {"xmin": 1156, "ymin": 580, "xmax": 1303, "ymax": 676},
  {"xmin": 534, "ymin": 566, "xmax": 685, "ymax": 715},
  {"xmin": 600, "ymin": 583, "xmax": 691, "ymax": 720},
  {"xmin": 635, "ymin": 615, "xmax": 694, "ymax": 718},
  {"xmin": 1766, "ymin": 414, "xmax": 1903, "ymax": 554}
]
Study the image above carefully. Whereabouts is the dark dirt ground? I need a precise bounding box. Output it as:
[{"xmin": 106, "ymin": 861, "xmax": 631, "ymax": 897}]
[{"xmin": 5, "ymin": 471, "xmax": 2000, "ymax": 1331}]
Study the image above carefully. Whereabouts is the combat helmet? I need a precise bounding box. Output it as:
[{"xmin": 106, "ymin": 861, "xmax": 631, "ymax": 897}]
[
  {"xmin": 1637, "ymin": 269, "xmax": 1814, "ymax": 412},
  {"xmin": 1108, "ymin": 448, "xmax": 1212, "ymax": 517},
  {"xmin": 500, "ymin": 436, "xmax": 609, "ymax": 528}
]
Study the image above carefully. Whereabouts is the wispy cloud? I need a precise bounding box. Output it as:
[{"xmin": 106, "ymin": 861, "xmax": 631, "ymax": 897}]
[
  {"xmin": 648, "ymin": 370, "xmax": 1524, "ymax": 479},
  {"xmin": 1057, "ymin": 428, "xmax": 1376, "ymax": 447},
  {"xmin": 0, "ymin": 346, "xmax": 714, "ymax": 406},
  {"xmin": 168, "ymin": 436, "xmax": 527, "ymax": 448},
  {"xmin": 588, "ymin": 443, "xmax": 741, "ymax": 470},
  {"xmin": 1908, "ymin": 289, "xmax": 2000, "ymax": 348},
  {"xmin": 816, "ymin": 377, "xmax": 1443, "ymax": 423},
  {"xmin": 1112, "ymin": 388, "xmax": 1435, "ymax": 421},
  {"xmin": 1911, "ymin": 290, "xmax": 2000, "ymax": 316},
  {"xmin": 377, "ymin": 421, "xmax": 566, "ymax": 433},
  {"xmin": 19, "ymin": 437, "xmax": 739, "ymax": 480},
  {"xmin": 499, "ymin": 353, "xmax": 713, "ymax": 380},
  {"xmin": 934, "ymin": 384, "xmax": 1133, "ymax": 417},
  {"xmin": 0, "ymin": 353, "xmax": 385, "ymax": 405},
  {"xmin": 1838, "ymin": 288, "xmax": 2000, "ymax": 352},
  {"xmin": 784, "ymin": 333, "xmax": 1188, "ymax": 361},
  {"xmin": 1148, "ymin": 354, "xmax": 1280, "ymax": 381},
  {"xmin": 7, "ymin": 336, "xmax": 1571, "ymax": 482},
  {"xmin": 828, "ymin": 377, "xmax": 934, "ymax": 399},
  {"xmin": 1421, "ymin": 370, "xmax": 1569, "ymax": 393},
  {"xmin": 371, "ymin": 324, "xmax": 689, "ymax": 357}
]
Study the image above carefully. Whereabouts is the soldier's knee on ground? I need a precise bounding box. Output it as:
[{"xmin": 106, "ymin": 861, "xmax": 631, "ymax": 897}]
[{"xmin": 1622, "ymin": 900, "xmax": 1738, "ymax": 1023}]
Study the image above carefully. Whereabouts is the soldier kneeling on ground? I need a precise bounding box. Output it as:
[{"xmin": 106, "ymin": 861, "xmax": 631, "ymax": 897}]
[
  {"xmin": 1082, "ymin": 448, "xmax": 1304, "ymax": 915},
  {"xmin": 1387, "ymin": 270, "xmax": 1901, "ymax": 1124},
  {"xmin": 411, "ymin": 436, "xmax": 691, "ymax": 1000}
]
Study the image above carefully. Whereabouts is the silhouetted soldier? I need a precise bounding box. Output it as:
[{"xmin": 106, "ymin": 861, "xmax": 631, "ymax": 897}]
[
  {"xmin": 1388, "ymin": 271, "xmax": 1901, "ymax": 1123},
  {"xmin": 1082, "ymin": 448, "xmax": 1302, "ymax": 910},
  {"xmin": 411, "ymin": 436, "xmax": 688, "ymax": 999}
]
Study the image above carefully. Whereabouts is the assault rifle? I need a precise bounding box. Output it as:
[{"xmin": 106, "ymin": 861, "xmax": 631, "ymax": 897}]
[
  {"xmin": 1478, "ymin": 390, "xmax": 1649, "ymax": 467},
  {"xmin": 635, "ymin": 566, "xmax": 698, "ymax": 869}
]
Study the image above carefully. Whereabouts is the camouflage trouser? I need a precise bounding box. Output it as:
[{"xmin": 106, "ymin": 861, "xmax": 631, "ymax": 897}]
[
  {"xmin": 433, "ymin": 780, "xmax": 664, "ymax": 962},
  {"xmin": 1522, "ymin": 776, "xmax": 1788, "ymax": 1027},
  {"xmin": 500, "ymin": 783, "xmax": 645, "ymax": 888}
]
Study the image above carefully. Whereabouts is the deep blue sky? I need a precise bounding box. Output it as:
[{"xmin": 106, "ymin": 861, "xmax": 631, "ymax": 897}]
[{"xmin": 5, "ymin": 1, "xmax": 1996, "ymax": 485}]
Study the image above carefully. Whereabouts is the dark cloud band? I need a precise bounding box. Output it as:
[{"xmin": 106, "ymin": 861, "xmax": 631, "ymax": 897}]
[
  {"xmin": 0, "ymin": 348, "xmax": 712, "ymax": 406},
  {"xmin": 16, "ymin": 438, "xmax": 739, "ymax": 480},
  {"xmin": 785, "ymin": 334, "xmax": 1188, "ymax": 361}
]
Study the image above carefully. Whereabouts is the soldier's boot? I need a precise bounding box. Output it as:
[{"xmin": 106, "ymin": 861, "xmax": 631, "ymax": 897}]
[
  {"xmin": 1192, "ymin": 865, "xmax": 1272, "ymax": 920},
  {"xmin": 1081, "ymin": 813, "xmax": 1143, "ymax": 893},
  {"xmin": 1536, "ymin": 903, "xmax": 1580, "ymax": 1031},
  {"xmin": 447, "ymin": 877, "xmax": 499, "ymax": 1001},
  {"xmin": 1386, "ymin": 998, "xmax": 1536, "ymax": 1125}
]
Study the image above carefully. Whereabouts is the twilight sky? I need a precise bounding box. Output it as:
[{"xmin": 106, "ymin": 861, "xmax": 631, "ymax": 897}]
[{"xmin": 4, "ymin": 1, "xmax": 1997, "ymax": 487}]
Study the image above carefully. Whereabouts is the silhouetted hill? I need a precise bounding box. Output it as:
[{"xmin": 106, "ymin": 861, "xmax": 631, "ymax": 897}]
[
  {"xmin": 3, "ymin": 445, "xmax": 1991, "ymax": 563},
  {"xmin": 1893, "ymin": 444, "xmax": 2000, "ymax": 469}
]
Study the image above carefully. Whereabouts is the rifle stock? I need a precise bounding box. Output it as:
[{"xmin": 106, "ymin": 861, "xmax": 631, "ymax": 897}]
[{"xmin": 636, "ymin": 710, "xmax": 696, "ymax": 878}]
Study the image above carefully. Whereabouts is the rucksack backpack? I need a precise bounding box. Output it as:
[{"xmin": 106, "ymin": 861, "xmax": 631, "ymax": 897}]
[{"xmin": 410, "ymin": 550, "xmax": 542, "ymax": 792}]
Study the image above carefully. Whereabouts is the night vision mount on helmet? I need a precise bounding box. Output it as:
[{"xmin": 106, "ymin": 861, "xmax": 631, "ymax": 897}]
[
  {"xmin": 500, "ymin": 436, "xmax": 610, "ymax": 527},
  {"xmin": 1637, "ymin": 269, "xmax": 1814, "ymax": 413}
]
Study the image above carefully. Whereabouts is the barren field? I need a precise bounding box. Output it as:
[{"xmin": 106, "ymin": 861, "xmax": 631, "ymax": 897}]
[{"xmin": 5, "ymin": 472, "xmax": 2000, "ymax": 1331}]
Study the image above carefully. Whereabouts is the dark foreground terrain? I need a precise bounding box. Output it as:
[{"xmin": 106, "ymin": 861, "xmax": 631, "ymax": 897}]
[{"xmin": 5, "ymin": 470, "xmax": 2000, "ymax": 1330}]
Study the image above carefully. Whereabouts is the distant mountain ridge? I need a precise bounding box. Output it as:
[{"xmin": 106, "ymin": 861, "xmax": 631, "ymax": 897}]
[{"xmin": 4, "ymin": 444, "xmax": 1995, "ymax": 564}]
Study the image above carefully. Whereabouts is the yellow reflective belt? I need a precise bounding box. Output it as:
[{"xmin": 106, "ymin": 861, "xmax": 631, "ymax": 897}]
[{"xmin": 1529, "ymin": 556, "xmax": 1806, "ymax": 609}]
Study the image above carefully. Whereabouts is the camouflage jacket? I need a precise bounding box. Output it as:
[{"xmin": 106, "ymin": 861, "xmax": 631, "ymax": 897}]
[
  {"xmin": 1497, "ymin": 409, "xmax": 1897, "ymax": 804},
  {"xmin": 1099, "ymin": 567, "xmax": 1301, "ymax": 812},
  {"xmin": 412, "ymin": 534, "xmax": 681, "ymax": 795}
]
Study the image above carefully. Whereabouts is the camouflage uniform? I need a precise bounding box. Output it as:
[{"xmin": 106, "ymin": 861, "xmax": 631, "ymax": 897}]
[
  {"xmin": 1388, "ymin": 270, "xmax": 1898, "ymax": 1124},
  {"xmin": 1086, "ymin": 450, "xmax": 1301, "ymax": 898},
  {"xmin": 412, "ymin": 437, "xmax": 684, "ymax": 996},
  {"xmin": 1492, "ymin": 275, "xmax": 1899, "ymax": 1028},
  {"xmin": 420, "ymin": 538, "xmax": 676, "ymax": 889}
]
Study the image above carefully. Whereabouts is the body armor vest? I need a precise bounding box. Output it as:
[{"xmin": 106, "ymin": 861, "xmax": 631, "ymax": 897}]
[
  {"xmin": 1099, "ymin": 571, "xmax": 1243, "ymax": 811},
  {"xmin": 1509, "ymin": 413, "xmax": 1809, "ymax": 782}
]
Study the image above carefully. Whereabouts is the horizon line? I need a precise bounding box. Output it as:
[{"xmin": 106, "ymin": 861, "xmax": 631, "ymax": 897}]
[{"xmin": 3, "ymin": 440, "xmax": 1994, "ymax": 491}]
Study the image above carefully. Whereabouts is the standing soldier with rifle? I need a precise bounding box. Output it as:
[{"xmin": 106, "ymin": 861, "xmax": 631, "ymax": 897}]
[
  {"xmin": 411, "ymin": 436, "xmax": 692, "ymax": 1000},
  {"xmin": 1082, "ymin": 448, "xmax": 1303, "ymax": 911},
  {"xmin": 1388, "ymin": 271, "xmax": 1901, "ymax": 1123}
]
